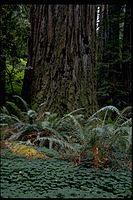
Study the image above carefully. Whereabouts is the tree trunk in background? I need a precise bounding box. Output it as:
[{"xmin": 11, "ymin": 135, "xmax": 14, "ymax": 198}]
[
  {"xmin": 22, "ymin": 5, "xmax": 98, "ymax": 116},
  {"xmin": 107, "ymin": 5, "xmax": 122, "ymax": 106},
  {"xmin": 97, "ymin": 5, "xmax": 105, "ymax": 62},
  {"xmin": 122, "ymin": 5, "xmax": 131, "ymax": 106},
  {"xmin": 96, "ymin": 4, "xmax": 131, "ymax": 108}
]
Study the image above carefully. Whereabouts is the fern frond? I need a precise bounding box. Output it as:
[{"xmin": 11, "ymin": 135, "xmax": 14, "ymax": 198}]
[
  {"xmin": 8, "ymin": 123, "xmax": 40, "ymax": 142},
  {"xmin": 57, "ymin": 121, "xmax": 77, "ymax": 134},
  {"xmin": 122, "ymin": 127, "xmax": 132, "ymax": 152},
  {"xmin": 0, "ymin": 106, "xmax": 10, "ymax": 115},
  {"xmin": 66, "ymin": 108, "xmax": 85, "ymax": 115},
  {"xmin": 121, "ymin": 118, "xmax": 132, "ymax": 126},
  {"xmin": 13, "ymin": 95, "xmax": 29, "ymax": 111},
  {"xmin": 41, "ymin": 121, "xmax": 50, "ymax": 128},
  {"xmin": 86, "ymin": 117, "xmax": 102, "ymax": 126},
  {"xmin": 6, "ymin": 101, "xmax": 24, "ymax": 119},
  {"xmin": 44, "ymin": 112, "xmax": 58, "ymax": 122},
  {"xmin": 27, "ymin": 109, "xmax": 38, "ymax": 118},
  {"xmin": 55, "ymin": 108, "xmax": 85, "ymax": 141},
  {"xmin": 107, "ymin": 126, "xmax": 132, "ymax": 150},
  {"xmin": 112, "ymin": 127, "xmax": 132, "ymax": 153},
  {"xmin": 0, "ymin": 123, "xmax": 8, "ymax": 127},
  {"xmin": 87, "ymin": 106, "xmax": 123, "ymax": 123},
  {"xmin": 65, "ymin": 114, "xmax": 85, "ymax": 140},
  {"xmin": 57, "ymin": 108, "xmax": 85, "ymax": 125},
  {"xmin": 10, "ymin": 114, "xmax": 22, "ymax": 122},
  {"xmin": 0, "ymin": 113, "xmax": 15, "ymax": 124},
  {"xmin": 120, "ymin": 106, "xmax": 132, "ymax": 116},
  {"xmin": 12, "ymin": 122, "xmax": 24, "ymax": 130},
  {"xmin": 115, "ymin": 106, "xmax": 132, "ymax": 124},
  {"xmin": 74, "ymin": 114, "xmax": 84, "ymax": 120},
  {"xmin": 37, "ymin": 102, "xmax": 46, "ymax": 111},
  {"xmin": 34, "ymin": 136, "xmax": 81, "ymax": 152},
  {"xmin": 40, "ymin": 125, "xmax": 65, "ymax": 141}
]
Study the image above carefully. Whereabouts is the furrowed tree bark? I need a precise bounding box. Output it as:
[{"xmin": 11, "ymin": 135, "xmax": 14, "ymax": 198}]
[{"xmin": 22, "ymin": 5, "xmax": 98, "ymax": 116}]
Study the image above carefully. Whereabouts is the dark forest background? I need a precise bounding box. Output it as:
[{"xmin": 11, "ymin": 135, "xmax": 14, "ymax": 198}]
[
  {"xmin": 0, "ymin": 4, "xmax": 131, "ymax": 114},
  {"xmin": 0, "ymin": 6, "xmax": 132, "ymax": 197}
]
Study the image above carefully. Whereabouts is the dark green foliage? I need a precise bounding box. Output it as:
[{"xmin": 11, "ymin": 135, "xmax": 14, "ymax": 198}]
[
  {"xmin": 0, "ymin": 149, "xmax": 132, "ymax": 198},
  {"xmin": 0, "ymin": 4, "xmax": 132, "ymax": 197},
  {"xmin": 0, "ymin": 55, "xmax": 6, "ymax": 107},
  {"xmin": 0, "ymin": 98, "xmax": 132, "ymax": 198},
  {"xmin": 96, "ymin": 5, "xmax": 131, "ymax": 109},
  {"xmin": 0, "ymin": 5, "xmax": 30, "ymax": 102},
  {"xmin": 34, "ymin": 105, "xmax": 132, "ymax": 155},
  {"xmin": 0, "ymin": 97, "xmax": 132, "ymax": 155},
  {"xmin": 1, "ymin": 4, "xmax": 30, "ymax": 58},
  {"xmin": 5, "ymin": 59, "xmax": 26, "ymax": 98}
]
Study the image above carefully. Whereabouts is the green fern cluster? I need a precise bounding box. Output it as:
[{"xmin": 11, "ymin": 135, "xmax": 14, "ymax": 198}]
[
  {"xmin": 0, "ymin": 95, "xmax": 41, "ymax": 141},
  {"xmin": 0, "ymin": 96, "xmax": 132, "ymax": 159},
  {"xmin": 34, "ymin": 105, "xmax": 132, "ymax": 157}
]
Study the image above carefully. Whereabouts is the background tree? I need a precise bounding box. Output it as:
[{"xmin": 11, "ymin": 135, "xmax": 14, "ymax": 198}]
[
  {"xmin": 22, "ymin": 5, "xmax": 98, "ymax": 116},
  {"xmin": 121, "ymin": 4, "xmax": 131, "ymax": 106},
  {"xmin": 96, "ymin": 4, "xmax": 131, "ymax": 109},
  {"xmin": 0, "ymin": 4, "xmax": 30, "ymax": 105},
  {"xmin": 0, "ymin": 5, "xmax": 7, "ymax": 107},
  {"xmin": 0, "ymin": 55, "xmax": 6, "ymax": 108}
]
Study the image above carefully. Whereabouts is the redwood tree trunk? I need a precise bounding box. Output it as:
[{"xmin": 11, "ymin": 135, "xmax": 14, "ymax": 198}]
[{"xmin": 22, "ymin": 5, "xmax": 98, "ymax": 116}]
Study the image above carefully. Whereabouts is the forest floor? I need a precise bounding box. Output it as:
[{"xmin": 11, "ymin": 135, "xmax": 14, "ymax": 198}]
[{"xmin": 0, "ymin": 147, "xmax": 132, "ymax": 198}]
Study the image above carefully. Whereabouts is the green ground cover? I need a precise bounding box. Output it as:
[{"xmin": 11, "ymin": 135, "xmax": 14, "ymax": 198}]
[{"xmin": 0, "ymin": 148, "xmax": 132, "ymax": 198}]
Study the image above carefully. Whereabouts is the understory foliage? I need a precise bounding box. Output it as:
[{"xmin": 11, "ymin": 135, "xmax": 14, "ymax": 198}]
[
  {"xmin": 1, "ymin": 152, "xmax": 132, "ymax": 198},
  {"xmin": 0, "ymin": 96, "xmax": 132, "ymax": 170}
]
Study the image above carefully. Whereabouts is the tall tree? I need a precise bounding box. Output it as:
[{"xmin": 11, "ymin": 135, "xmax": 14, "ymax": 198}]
[
  {"xmin": 22, "ymin": 5, "xmax": 98, "ymax": 116},
  {"xmin": 121, "ymin": 5, "xmax": 131, "ymax": 106},
  {"xmin": 96, "ymin": 4, "xmax": 131, "ymax": 108}
]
